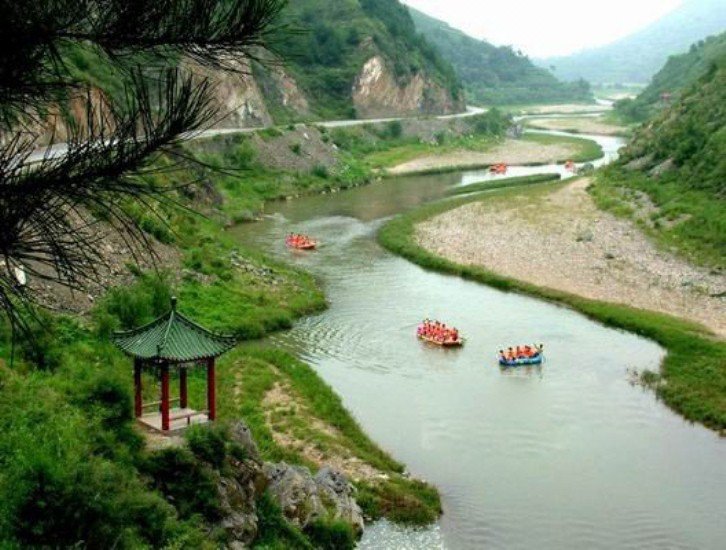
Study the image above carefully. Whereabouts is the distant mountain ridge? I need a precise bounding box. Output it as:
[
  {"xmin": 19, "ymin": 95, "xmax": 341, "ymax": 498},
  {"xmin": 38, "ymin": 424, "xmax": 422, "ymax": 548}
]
[
  {"xmin": 408, "ymin": 6, "xmax": 592, "ymax": 105},
  {"xmin": 615, "ymin": 31, "xmax": 726, "ymax": 121},
  {"xmin": 542, "ymin": 0, "xmax": 726, "ymax": 84}
]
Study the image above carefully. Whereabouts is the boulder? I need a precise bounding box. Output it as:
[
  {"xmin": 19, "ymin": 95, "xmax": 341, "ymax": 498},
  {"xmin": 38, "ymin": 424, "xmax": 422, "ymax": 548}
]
[
  {"xmin": 218, "ymin": 475, "xmax": 259, "ymax": 545},
  {"xmin": 263, "ymin": 462, "xmax": 364, "ymax": 533},
  {"xmin": 315, "ymin": 467, "xmax": 364, "ymax": 534},
  {"xmin": 229, "ymin": 420, "xmax": 261, "ymax": 463},
  {"xmin": 263, "ymin": 462, "xmax": 326, "ymax": 527}
]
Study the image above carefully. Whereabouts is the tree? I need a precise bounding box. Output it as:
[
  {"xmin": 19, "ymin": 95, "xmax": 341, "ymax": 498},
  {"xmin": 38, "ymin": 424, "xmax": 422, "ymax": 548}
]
[{"xmin": 0, "ymin": 0, "xmax": 286, "ymax": 333}]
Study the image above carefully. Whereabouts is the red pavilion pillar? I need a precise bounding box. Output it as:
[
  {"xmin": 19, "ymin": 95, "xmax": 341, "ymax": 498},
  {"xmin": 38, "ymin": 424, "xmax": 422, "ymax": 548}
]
[
  {"xmin": 179, "ymin": 368, "xmax": 188, "ymax": 409},
  {"xmin": 133, "ymin": 358, "xmax": 143, "ymax": 418},
  {"xmin": 160, "ymin": 362, "xmax": 170, "ymax": 431},
  {"xmin": 207, "ymin": 357, "xmax": 216, "ymax": 421}
]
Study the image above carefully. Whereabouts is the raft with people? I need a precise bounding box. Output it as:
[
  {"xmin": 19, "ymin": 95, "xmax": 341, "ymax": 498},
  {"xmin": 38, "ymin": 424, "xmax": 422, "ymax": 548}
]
[
  {"xmin": 285, "ymin": 233, "xmax": 317, "ymax": 250},
  {"xmin": 565, "ymin": 160, "xmax": 576, "ymax": 172},
  {"xmin": 498, "ymin": 344, "xmax": 544, "ymax": 366},
  {"xmin": 417, "ymin": 320, "xmax": 464, "ymax": 347},
  {"xmin": 489, "ymin": 163, "xmax": 508, "ymax": 174}
]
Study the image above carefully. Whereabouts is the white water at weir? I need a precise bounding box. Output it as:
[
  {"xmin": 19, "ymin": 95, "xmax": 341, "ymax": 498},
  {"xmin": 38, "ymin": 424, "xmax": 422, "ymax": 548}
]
[{"xmin": 232, "ymin": 120, "xmax": 726, "ymax": 550}]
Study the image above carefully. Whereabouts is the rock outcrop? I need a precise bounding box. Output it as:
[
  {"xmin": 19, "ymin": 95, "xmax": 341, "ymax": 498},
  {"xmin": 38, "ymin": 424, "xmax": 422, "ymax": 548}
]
[
  {"xmin": 213, "ymin": 421, "xmax": 365, "ymax": 545},
  {"xmin": 263, "ymin": 462, "xmax": 364, "ymax": 534},
  {"xmin": 352, "ymin": 56, "xmax": 464, "ymax": 119}
]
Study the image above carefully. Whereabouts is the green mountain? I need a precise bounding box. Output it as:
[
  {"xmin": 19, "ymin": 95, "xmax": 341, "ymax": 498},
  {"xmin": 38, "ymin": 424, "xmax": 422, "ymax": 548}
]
[
  {"xmin": 543, "ymin": 0, "xmax": 726, "ymax": 84},
  {"xmin": 596, "ymin": 52, "xmax": 725, "ymax": 265},
  {"xmin": 616, "ymin": 32, "xmax": 726, "ymax": 121},
  {"xmin": 407, "ymin": 6, "xmax": 591, "ymax": 105},
  {"xmin": 64, "ymin": 0, "xmax": 466, "ymax": 126},
  {"xmin": 275, "ymin": 0, "xmax": 464, "ymax": 119},
  {"xmin": 621, "ymin": 55, "xmax": 726, "ymax": 196}
]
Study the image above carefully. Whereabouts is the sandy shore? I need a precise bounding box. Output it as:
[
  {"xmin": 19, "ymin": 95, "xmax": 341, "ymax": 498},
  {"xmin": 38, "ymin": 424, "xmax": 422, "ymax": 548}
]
[
  {"xmin": 526, "ymin": 117, "xmax": 627, "ymax": 136},
  {"xmin": 416, "ymin": 178, "xmax": 726, "ymax": 337},
  {"xmin": 387, "ymin": 139, "xmax": 579, "ymax": 176}
]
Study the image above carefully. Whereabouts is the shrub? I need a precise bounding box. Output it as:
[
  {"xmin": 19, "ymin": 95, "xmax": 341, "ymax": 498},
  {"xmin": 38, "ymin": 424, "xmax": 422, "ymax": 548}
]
[
  {"xmin": 187, "ymin": 424, "xmax": 227, "ymax": 469},
  {"xmin": 312, "ymin": 164, "xmax": 329, "ymax": 179},
  {"xmin": 290, "ymin": 143, "xmax": 302, "ymax": 155},
  {"xmin": 304, "ymin": 518, "xmax": 356, "ymax": 550},
  {"xmin": 385, "ymin": 120, "xmax": 403, "ymax": 139},
  {"xmin": 98, "ymin": 274, "xmax": 171, "ymax": 330},
  {"xmin": 253, "ymin": 492, "xmax": 312, "ymax": 549},
  {"xmin": 142, "ymin": 448, "xmax": 222, "ymax": 521}
]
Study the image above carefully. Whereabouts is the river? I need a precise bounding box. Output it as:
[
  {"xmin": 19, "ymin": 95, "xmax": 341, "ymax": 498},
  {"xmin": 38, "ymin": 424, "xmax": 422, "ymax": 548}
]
[{"xmin": 232, "ymin": 126, "xmax": 726, "ymax": 549}]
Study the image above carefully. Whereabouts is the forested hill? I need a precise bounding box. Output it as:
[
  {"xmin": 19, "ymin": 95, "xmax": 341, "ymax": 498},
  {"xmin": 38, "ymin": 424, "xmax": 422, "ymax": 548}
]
[
  {"xmin": 615, "ymin": 32, "xmax": 726, "ymax": 122},
  {"xmin": 273, "ymin": 0, "xmax": 464, "ymax": 119},
  {"xmin": 595, "ymin": 53, "xmax": 725, "ymax": 266},
  {"xmin": 408, "ymin": 6, "xmax": 592, "ymax": 105},
  {"xmin": 620, "ymin": 54, "xmax": 726, "ymax": 196},
  {"xmin": 64, "ymin": 0, "xmax": 465, "ymax": 126},
  {"xmin": 543, "ymin": 0, "xmax": 726, "ymax": 84}
]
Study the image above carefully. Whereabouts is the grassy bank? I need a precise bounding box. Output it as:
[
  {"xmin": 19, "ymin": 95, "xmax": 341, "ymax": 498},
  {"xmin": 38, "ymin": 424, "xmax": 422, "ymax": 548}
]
[
  {"xmin": 377, "ymin": 180, "xmax": 726, "ymax": 434},
  {"xmin": 591, "ymin": 167, "xmax": 726, "ymax": 270},
  {"xmin": 216, "ymin": 346, "xmax": 441, "ymax": 526},
  {"xmin": 521, "ymin": 133, "xmax": 604, "ymax": 163}
]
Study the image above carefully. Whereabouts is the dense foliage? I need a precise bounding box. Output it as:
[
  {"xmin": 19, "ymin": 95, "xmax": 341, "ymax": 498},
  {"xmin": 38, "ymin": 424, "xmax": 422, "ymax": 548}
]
[
  {"xmin": 275, "ymin": 0, "xmax": 462, "ymax": 118},
  {"xmin": 543, "ymin": 0, "xmax": 726, "ymax": 84},
  {"xmin": 615, "ymin": 32, "xmax": 726, "ymax": 122},
  {"xmin": 408, "ymin": 6, "xmax": 592, "ymax": 105},
  {"xmin": 593, "ymin": 53, "xmax": 725, "ymax": 268}
]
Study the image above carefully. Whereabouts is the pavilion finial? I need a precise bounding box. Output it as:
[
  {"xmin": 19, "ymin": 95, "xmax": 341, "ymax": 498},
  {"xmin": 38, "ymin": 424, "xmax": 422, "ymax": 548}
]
[{"xmin": 171, "ymin": 296, "xmax": 177, "ymax": 311}]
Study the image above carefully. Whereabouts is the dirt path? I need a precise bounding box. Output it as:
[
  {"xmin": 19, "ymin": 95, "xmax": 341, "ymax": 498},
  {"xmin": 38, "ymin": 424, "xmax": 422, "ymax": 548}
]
[
  {"xmin": 416, "ymin": 178, "xmax": 726, "ymax": 337},
  {"xmin": 386, "ymin": 139, "xmax": 579, "ymax": 176},
  {"xmin": 526, "ymin": 117, "xmax": 627, "ymax": 136}
]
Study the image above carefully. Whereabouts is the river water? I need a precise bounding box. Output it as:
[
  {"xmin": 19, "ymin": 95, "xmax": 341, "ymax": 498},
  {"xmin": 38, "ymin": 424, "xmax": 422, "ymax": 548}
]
[{"xmin": 232, "ymin": 128, "xmax": 726, "ymax": 549}]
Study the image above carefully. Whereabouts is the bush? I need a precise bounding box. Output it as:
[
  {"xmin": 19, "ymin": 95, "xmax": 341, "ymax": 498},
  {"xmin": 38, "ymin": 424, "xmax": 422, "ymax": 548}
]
[
  {"xmin": 312, "ymin": 164, "xmax": 329, "ymax": 179},
  {"xmin": 0, "ymin": 376, "xmax": 182, "ymax": 548},
  {"xmin": 142, "ymin": 448, "xmax": 223, "ymax": 521},
  {"xmin": 385, "ymin": 120, "xmax": 403, "ymax": 139},
  {"xmin": 304, "ymin": 518, "xmax": 356, "ymax": 550},
  {"xmin": 13, "ymin": 313, "xmax": 65, "ymax": 371},
  {"xmin": 187, "ymin": 424, "xmax": 227, "ymax": 469},
  {"xmin": 290, "ymin": 143, "xmax": 302, "ymax": 155},
  {"xmin": 253, "ymin": 492, "xmax": 312, "ymax": 549},
  {"xmin": 97, "ymin": 274, "xmax": 171, "ymax": 330}
]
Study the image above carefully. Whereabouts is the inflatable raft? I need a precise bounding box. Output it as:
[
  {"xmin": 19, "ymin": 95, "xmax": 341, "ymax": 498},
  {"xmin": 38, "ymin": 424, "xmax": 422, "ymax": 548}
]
[
  {"xmin": 498, "ymin": 354, "xmax": 543, "ymax": 367},
  {"xmin": 418, "ymin": 334, "xmax": 464, "ymax": 347},
  {"xmin": 286, "ymin": 237, "xmax": 317, "ymax": 250}
]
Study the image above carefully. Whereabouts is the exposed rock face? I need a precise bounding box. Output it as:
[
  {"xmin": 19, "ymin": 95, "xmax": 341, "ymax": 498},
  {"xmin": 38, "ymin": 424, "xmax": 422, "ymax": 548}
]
[
  {"xmin": 263, "ymin": 462, "xmax": 364, "ymax": 534},
  {"xmin": 193, "ymin": 60, "xmax": 273, "ymax": 129},
  {"xmin": 314, "ymin": 467, "xmax": 365, "ymax": 533},
  {"xmin": 214, "ymin": 421, "xmax": 365, "ymax": 545},
  {"xmin": 217, "ymin": 421, "xmax": 269, "ymax": 545},
  {"xmin": 352, "ymin": 56, "xmax": 464, "ymax": 119}
]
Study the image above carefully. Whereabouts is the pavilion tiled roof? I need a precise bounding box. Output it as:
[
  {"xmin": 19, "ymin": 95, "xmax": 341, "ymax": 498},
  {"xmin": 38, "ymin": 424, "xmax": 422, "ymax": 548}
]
[{"xmin": 111, "ymin": 298, "xmax": 236, "ymax": 363}]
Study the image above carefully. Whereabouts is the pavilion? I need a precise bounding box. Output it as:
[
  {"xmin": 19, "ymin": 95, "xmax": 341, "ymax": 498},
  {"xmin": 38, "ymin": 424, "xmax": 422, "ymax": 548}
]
[{"xmin": 111, "ymin": 297, "xmax": 236, "ymax": 433}]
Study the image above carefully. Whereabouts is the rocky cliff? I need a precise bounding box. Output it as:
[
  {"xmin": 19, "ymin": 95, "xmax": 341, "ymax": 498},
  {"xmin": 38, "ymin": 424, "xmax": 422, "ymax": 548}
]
[{"xmin": 352, "ymin": 55, "xmax": 463, "ymax": 119}]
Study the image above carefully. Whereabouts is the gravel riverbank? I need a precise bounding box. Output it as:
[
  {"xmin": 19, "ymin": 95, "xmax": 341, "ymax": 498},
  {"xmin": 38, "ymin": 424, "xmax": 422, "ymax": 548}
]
[
  {"xmin": 386, "ymin": 139, "xmax": 581, "ymax": 175},
  {"xmin": 526, "ymin": 117, "xmax": 628, "ymax": 136},
  {"xmin": 416, "ymin": 178, "xmax": 726, "ymax": 337}
]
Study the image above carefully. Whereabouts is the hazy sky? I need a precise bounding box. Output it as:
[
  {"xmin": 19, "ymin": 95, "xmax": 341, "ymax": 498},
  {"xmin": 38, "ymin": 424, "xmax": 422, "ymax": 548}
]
[{"xmin": 401, "ymin": 0, "xmax": 684, "ymax": 57}]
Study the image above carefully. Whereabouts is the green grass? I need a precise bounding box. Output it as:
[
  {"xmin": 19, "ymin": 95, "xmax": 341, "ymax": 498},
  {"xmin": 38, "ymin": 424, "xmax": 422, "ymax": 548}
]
[
  {"xmin": 377, "ymin": 180, "xmax": 726, "ymax": 434},
  {"xmin": 215, "ymin": 347, "xmax": 441, "ymax": 526},
  {"xmin": 447, "ymin": 173, "xmax": 561, "ymax": 196},
  {"xmin": 591, "ymin": 168, "xmax": 726, "ymax": 269}
]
